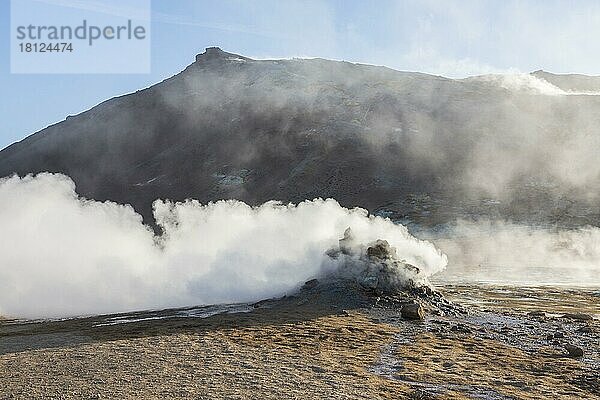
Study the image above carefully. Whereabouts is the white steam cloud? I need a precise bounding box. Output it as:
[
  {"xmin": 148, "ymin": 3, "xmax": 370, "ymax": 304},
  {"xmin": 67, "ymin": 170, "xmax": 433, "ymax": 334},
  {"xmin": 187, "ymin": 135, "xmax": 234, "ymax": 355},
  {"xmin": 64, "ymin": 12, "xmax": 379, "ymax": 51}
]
[
  {"xmin": 466, "ymin": 74, "xmax": 568, "ymax": 95},
  {"xmin": 466, "ymin": 73, "xmax": 600, "ymax": 96},
  {"xmin": 433, "ymin": 220, "xmax": 600, "ymax": 287},
  {"xmin": 0, "ymin": 173, "xmax": 446, "ymax": 319}
]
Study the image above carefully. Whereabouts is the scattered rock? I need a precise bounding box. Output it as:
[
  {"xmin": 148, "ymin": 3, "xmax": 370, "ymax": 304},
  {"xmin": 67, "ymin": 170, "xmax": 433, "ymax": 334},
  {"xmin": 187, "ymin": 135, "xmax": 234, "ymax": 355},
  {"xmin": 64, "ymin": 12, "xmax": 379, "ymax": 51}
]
[
  {"xmin": 577, "ymin": 326, "xmax": 592, "ymax": 334},
  {"xmin": 252, "ymin": 299, "xmax": 272, "ymax": 308},
  {"xmin": 553, "ymin": 332, "xmax": 564, "ymax": 339},
  {"xmin": 564, "ymin": 344, "xmax": 584, "ymax": 358},
  {"xmin": 401, "ymin": 303, "xmax": 424, "ymax": 320},
  {"xmin": 366, "ymin": 240, "xmax": 395, "ymax": 259},
  {"xmin": 302, "ymin": 279, "xmax": 319, "ymax": 290},
  {"xmin": 408, "ymin": 389, "xmax": 430, "ymax": 400},
  {"xmin": 528, "ymin": 310, "xmax": 546, "ymax": 317},
  {"xmin": 450, "ymin": 324, "xmax": 472, "ymax": 334},
  {"xmin": 410, "ymin": 285, "xmax": 435, "ymax": 298},
  {"xmin": 561, "ymin": 313, "xmax": 593, "ymax": 321},
  {"xmin": 359, "ymin": 275, "xmax": 379, "ymax": 291},
  {"xmin": 309, "ymin": 365, "xmax": 327, "ymax": 373},
  {"xmin": 570, "ymin": 374, "xmax": 600, "ymax": 394}
]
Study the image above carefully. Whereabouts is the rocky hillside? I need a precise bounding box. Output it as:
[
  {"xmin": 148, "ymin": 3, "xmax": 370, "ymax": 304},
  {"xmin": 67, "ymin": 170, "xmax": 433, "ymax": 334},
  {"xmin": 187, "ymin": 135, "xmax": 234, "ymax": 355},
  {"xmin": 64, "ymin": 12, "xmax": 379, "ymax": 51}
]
[{"xmin": 2, "ymin": 47, "xmax": 600, "ymax": 227}]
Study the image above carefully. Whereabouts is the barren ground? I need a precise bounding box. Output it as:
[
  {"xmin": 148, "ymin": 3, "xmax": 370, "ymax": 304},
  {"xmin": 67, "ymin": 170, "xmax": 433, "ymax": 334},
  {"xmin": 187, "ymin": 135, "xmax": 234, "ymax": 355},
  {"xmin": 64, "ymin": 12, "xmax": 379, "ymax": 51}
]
[{"xmin": 0, "ymin": 284, "xmax": 598, "ymax": 399}]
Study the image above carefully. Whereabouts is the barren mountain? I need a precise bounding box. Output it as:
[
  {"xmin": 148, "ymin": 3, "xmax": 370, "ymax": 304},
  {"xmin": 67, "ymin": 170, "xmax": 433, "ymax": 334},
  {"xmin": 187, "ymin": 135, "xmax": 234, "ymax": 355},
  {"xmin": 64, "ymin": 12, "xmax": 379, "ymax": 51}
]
[{"xmin": 2, "ymin": 47, "xmax": 600, "ymax": 227}]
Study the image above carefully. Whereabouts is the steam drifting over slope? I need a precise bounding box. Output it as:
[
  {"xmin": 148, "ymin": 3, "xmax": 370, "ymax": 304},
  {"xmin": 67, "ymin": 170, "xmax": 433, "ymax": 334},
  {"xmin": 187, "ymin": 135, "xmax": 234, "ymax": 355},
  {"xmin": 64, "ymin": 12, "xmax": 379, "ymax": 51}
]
[
  {"xmin": 433, "ymin": 219, "xmax": 600, "ymax": 287},
  {"xmin": 0, "ymin": 173, "xmax": 447, "ymax": 319},
  {"xmin": 3, "ymin": 48, "xmax": 600, "ymax": 228}
]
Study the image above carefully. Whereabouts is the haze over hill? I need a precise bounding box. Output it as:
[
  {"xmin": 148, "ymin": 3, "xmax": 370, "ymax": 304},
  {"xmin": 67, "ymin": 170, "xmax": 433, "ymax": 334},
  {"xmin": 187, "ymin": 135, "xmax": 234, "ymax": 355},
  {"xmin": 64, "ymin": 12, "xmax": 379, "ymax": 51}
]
[
  {"xmin": 3, "ymin": 48, "xmax": 600, "ymax": 318},
  {"xmin": 531, "ymin": 70, "xmax": 600, "ymax": 93},
  {"xmin": 2, "ymin": 47, "xmax": 600, "ymax": 227}
]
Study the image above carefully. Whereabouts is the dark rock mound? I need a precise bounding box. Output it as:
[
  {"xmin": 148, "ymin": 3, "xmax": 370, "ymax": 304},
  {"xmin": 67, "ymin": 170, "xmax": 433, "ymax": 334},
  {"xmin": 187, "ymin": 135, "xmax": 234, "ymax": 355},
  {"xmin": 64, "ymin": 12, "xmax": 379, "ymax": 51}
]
[
  {"xmin": 564, "ymin": 344, "xmax": 584, "ymax": 358},
  {"xmin": 400, "ymin": 303, "xmax": 424, "ymax": 320}
]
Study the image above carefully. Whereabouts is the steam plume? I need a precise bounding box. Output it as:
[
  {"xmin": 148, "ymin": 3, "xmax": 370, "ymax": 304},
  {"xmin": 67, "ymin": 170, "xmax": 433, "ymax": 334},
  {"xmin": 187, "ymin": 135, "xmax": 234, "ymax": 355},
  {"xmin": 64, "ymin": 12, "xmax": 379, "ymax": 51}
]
[
  {"xmin": 0, "ymin": 173, "xmax": 446, "ymax": 318},
  {"xmin": 433, "ymin": 219, "xmax": 600, "ymax": 286}
]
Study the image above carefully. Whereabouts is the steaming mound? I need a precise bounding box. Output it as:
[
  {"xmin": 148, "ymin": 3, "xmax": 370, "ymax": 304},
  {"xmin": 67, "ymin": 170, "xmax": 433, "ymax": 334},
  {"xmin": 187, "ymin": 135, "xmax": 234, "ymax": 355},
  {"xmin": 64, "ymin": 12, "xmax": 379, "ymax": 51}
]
[
  {"xmin": 255, "ymin": 275, "xmax": 460, "ymax": 321},
  {"xmin": 256, "ymin": 229, "xmax": 462, "ymax": 318},
  {"xmin": 2, "ymin": 48, "xmax": 600, "ymax": 227},
  {"xmin": 326, "ymin": 228, "xmax": 427, "ymax": 292}
]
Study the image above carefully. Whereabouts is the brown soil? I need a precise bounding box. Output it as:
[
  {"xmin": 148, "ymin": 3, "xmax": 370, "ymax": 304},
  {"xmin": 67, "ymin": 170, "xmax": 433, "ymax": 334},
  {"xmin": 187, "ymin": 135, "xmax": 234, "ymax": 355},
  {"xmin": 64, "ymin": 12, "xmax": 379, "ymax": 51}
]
[
  {"xmin": 396, "ymin": 333, "xmax": 594, "ymax": 399},
  {"xmin": 1, "ymin": 309, "xmax": 411, "ymax": 399},
  {"xmin": 0, "ymin": 285, "xmax": 598, "ymax": 399}
]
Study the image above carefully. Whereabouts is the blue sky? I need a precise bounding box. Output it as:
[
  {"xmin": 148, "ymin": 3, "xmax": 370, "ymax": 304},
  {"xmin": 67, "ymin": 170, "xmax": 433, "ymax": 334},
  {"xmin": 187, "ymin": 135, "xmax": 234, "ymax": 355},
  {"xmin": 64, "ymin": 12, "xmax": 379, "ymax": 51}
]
[{"xmin": 2, "ymin": 0, "xmax": 600, "ymax": 149}]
